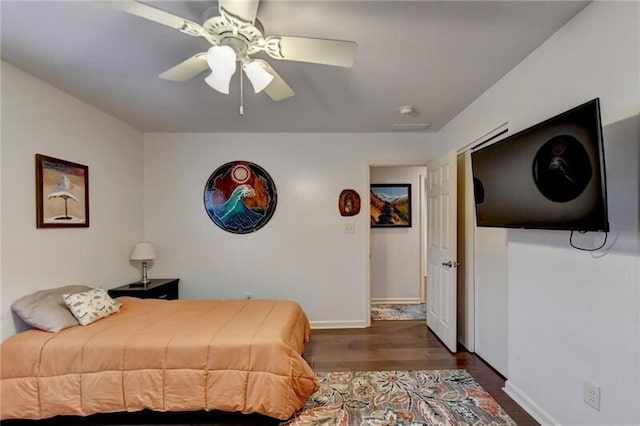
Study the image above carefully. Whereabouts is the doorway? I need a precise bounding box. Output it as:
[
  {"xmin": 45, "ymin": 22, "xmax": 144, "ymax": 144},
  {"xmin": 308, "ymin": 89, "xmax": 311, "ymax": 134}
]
[{"xmin": 369, "ymin": 165, "xmax": 427, "ymax": 321}]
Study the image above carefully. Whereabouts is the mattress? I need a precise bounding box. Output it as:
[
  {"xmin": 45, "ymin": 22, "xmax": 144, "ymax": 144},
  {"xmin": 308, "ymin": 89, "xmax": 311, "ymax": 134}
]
[{"xmin": 1, "ymin": 297, "xmax": 318, "ymax": 420}]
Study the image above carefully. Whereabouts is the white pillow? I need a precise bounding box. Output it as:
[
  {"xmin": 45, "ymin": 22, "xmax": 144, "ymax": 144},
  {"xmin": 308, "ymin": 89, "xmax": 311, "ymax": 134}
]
[{"xmin": 62, "ymin": 288, "xmax": 120, "ymax": 326}]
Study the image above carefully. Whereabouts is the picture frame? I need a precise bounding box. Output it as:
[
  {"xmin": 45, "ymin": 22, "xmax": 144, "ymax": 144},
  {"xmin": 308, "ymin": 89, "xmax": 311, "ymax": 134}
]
[
  {"xmin": 370, "ymin": 183, "xmax": 411, "ymax": 227},
  {"xmin": 36, "ymin": 154, "xmax": 89, "ymax": 228}
]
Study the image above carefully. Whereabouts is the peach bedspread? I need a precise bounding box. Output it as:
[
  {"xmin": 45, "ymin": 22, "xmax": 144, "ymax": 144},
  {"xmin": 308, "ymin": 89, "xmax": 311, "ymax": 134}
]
[{"xmin": 1, "ymin": 298, "xmax": 318, "ymax": 420}]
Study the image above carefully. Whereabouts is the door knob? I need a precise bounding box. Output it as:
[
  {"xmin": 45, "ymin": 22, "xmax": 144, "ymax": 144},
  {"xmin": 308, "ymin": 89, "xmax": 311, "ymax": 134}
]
[{"xmin": 441, "ymin": 261, "xmax": 460, "ymax": 268}]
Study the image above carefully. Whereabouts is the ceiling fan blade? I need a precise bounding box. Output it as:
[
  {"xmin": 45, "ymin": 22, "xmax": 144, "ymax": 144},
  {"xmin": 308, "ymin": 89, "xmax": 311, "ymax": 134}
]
[
  {"xmin": 159, "ymin": 53, "xmax": 209, "ymax": 82},
  {"xmin": 264, "ymin": 36, "xmax": 357, "ymax": 68},
  {"xmin": 101, "ymin": 1, "xmax": 205, "ymax": 37},
  {"xmin": 218, "ymin": 0, "xmax": 260, "ymax": 25},
  {"xmin": 257, "ymin": 61, "xmax": 294, "ymax": 102}
]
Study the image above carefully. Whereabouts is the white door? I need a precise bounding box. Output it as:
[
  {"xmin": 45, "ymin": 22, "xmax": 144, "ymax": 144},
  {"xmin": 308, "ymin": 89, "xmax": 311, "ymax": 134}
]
[
  {"xmin": 474, "ymin": 227, "xmax": 509, "ymax": 375},
  {"xmin": 427, "ymin": 151, "xmax": 458, "ymax": 352}
]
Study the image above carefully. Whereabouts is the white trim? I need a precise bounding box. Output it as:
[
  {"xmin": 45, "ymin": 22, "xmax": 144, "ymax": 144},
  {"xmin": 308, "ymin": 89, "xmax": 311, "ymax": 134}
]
[
  {"xmin": 456, "ymin": 121, "xmax": 509, "ymax": 154},
  {"xmin": 503, "ymin": 381, "xmax": 560, "ymax": 426},
  {"xmin": 370, "ymin": 298, "xmax": 423, "ymax": 305},
  {"xmin": 365, "ymin": 164, "xmax": 372, "ymax": 328},
  {"xmin": 310, "ymin": 320, "xmax": 367, "ymax": 329},
  {"xmin": 419, "ymin": 173, "xmax": 427, "ymax": 304}
]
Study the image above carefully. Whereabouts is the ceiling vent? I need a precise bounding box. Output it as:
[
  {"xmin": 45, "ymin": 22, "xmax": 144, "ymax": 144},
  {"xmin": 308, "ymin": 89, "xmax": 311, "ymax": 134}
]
[{"xmin": 391, "ymin": 123, "xmax": 431, "ymax": 132}]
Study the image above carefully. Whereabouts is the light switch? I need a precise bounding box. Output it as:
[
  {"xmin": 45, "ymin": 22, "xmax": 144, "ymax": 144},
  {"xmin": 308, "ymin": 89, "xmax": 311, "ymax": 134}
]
[{"xmin": 344, "ymin": 222, "xmax": 355, "ymax": 234}]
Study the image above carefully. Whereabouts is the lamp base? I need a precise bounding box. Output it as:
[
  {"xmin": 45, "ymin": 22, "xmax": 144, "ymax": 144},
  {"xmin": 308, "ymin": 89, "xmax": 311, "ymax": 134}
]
[
  {"xmin": 129, "ymin": 282, "xmax": 145, "ymax": 288},
  {"xmin": 135, "ymin": 261, "xmax": 151, "ymax": 288}
]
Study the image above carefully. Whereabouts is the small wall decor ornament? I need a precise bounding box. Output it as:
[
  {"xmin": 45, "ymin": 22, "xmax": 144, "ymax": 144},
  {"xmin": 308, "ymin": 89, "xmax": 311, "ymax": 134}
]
[
  {"xmin": 203, "ymin": 161, "xmax": 277, "ymax": 234},
  {"xmin": 338, "ymin": 189, "xmax": 361, "ymax": 216}
]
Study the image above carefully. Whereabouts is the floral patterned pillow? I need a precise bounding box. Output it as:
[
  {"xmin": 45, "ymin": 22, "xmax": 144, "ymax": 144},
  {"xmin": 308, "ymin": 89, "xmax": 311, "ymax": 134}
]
[{"xmin": 62, "ymin": 288, "xmax": 120, "ymax": 326}]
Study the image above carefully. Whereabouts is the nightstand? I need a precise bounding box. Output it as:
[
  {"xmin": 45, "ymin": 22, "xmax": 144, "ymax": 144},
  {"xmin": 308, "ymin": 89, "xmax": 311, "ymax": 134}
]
[{"xmin": 108, "ymin": 278, "xmax": 179, "ymax": 300}]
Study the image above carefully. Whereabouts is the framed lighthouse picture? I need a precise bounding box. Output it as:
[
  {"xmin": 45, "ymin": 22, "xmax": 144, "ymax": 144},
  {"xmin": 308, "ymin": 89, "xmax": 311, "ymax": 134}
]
[{"xmin": 35, "ymin": 154, "xmax": 89, "ymax": 228}]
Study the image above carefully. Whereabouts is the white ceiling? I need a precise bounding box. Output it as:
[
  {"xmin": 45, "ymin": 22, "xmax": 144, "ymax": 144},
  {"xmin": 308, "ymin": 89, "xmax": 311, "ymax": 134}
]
[{"xmin": 1, "ymin": 1, "xmax": 589, "ymax": 133}]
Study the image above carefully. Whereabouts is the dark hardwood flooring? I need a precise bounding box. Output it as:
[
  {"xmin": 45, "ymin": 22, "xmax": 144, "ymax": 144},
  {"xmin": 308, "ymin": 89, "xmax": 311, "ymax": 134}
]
[
  {"xmin": 305, "ymin": 321, "xmax": 538, "ymax": 425},
  {"xmin": 4, "ymin": 320, "xmax": 537, "ymax": 425}
]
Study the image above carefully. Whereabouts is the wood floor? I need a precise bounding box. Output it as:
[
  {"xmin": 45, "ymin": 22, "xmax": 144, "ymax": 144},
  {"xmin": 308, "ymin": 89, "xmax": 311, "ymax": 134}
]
[
  {"xmin": 5, "ymin": 320, "xmax": 538, "ymax": 425},
  {"xmin": 306, "ymin": 321, "xmax": 538, "ymax": 425}
]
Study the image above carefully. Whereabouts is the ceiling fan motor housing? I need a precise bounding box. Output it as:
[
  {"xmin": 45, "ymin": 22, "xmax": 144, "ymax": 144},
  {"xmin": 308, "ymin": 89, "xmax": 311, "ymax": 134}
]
[{"xmin": 202, "ymin": 7, "xmax": 265, "ymax": 56}]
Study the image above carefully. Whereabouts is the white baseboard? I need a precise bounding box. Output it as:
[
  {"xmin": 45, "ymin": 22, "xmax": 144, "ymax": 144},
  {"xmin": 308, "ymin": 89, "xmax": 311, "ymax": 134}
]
[
  {"xmin": 310, "ymin": 320, "xmax": 367, "ymax": 329},
  {"xmin": 503, "ymin": 380, "xmax": 559, "ymax": 426},
  {"xmin": 370, "ymin": 298, "xmax": 423, "ymax": 305}
]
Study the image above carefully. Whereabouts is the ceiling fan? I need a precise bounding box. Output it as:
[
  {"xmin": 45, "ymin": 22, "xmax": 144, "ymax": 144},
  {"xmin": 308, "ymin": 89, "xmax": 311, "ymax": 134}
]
[{"xmin": 103, "ymin": 0, "xmax": 357, "ymax": 107}]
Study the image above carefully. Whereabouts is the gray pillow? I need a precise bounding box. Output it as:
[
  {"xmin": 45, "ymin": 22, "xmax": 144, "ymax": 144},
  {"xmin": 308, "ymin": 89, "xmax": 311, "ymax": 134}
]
[{"xmin": 11, "ymin": 285, "xmax": 93, "ymax": 332}]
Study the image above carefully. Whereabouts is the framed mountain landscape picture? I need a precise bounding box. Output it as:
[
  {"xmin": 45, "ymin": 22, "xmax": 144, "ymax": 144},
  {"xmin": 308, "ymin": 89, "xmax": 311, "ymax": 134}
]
[{"xmin": 370, "ymin": 183, "xmax": 411, "ymax": 227}]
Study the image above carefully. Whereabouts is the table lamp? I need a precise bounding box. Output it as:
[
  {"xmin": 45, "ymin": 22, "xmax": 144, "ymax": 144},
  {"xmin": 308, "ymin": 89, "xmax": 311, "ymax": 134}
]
[{"xmin": 130, "ymin": 241, "xmax": 157, "ymax": 287}]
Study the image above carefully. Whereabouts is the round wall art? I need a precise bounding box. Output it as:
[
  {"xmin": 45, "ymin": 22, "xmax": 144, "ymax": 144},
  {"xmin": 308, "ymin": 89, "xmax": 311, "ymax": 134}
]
[{"xmin": 203, "ymin": 161, "xmax": 277, "ymax": 234}]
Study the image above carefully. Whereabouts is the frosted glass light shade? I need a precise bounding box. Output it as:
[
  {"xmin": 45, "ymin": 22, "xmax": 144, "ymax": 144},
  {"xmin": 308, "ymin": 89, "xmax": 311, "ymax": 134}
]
[
  {"xmin": 205, "ymin": 45, "xmax": 237, "ymax": 94},
  {"xmin": 130, "ymin": 242, "xmax": 157, "ymax": 260},
  {"xmin": 243, "ymin": 61, "xmax": 274, "ymax": 93}
]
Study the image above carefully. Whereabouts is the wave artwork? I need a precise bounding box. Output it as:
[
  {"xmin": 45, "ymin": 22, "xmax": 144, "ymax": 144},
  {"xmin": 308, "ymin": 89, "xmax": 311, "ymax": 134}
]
[{"xmin": 204, "ymin": 161, "xmax": 277, "ymax": 234}]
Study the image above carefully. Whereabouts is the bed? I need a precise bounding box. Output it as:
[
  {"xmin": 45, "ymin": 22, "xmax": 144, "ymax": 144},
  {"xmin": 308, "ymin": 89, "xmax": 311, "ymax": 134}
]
[{"xmin": 1, "ymin": 297, "xmax": 318, "ymax": 421}]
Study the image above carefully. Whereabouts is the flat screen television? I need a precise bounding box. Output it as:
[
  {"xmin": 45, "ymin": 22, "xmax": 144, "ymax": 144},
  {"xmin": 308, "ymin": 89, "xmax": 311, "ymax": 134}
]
[{"xmin": 471, "ymin": 98, "xmax": 609, "ymax": 231}]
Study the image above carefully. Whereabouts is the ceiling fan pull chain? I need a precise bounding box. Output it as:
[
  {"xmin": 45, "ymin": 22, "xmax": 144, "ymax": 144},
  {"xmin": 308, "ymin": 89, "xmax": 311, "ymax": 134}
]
[{"xmin": 239, "ymin": 66, "xmax": 245, "ymax": 116}]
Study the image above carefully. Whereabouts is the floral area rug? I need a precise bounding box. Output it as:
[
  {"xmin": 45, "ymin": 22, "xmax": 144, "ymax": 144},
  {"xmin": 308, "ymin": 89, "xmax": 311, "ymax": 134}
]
[
  {"xmin": 371, "ymin": 304, "xmax": 426, "ymax": 320},
  {"xmin": 283, "ymin": 370, "xmax": 516, "ymax": 426}
]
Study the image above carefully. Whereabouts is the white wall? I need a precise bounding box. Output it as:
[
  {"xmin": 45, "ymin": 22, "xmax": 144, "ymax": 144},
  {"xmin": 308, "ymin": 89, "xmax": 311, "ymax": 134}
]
[
  {"xmin": 0, "ymin": 62, "xmax": 145, "ymax": 339},
  {"xmin": 143, "ymin": 133, "xmax": 436, "ymax": 328},
  {"xmin": 440, "ymin": 2, "xmax": 640, "ymax": 425},
  {"xmin": 370, "ymin": 166, "xmax": 426, "ymax": 304}
]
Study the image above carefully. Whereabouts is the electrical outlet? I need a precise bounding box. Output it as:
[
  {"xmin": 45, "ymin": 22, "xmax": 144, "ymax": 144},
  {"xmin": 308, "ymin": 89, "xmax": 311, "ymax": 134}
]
[
  {"xmin": 245, "ymin": 292, "xmax": 253, "ymax": 300},
  {"xmin": 583, "ymin": 381, "xmax": 600, "ymax": 411},
  {"xmin": 344, "ymin": 222, "xmax": 355, "ymax": 234}
]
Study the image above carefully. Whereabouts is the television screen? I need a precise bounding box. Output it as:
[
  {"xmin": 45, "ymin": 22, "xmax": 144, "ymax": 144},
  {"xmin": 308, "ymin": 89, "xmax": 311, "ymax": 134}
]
[{"xmin": 471, "ymin": 98, "xmax": 609, "ymax": 231}]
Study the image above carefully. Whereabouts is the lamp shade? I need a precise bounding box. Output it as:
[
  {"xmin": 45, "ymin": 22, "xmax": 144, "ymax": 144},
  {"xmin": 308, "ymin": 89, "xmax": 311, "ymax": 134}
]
[
  {"xmin": 205, "ymin": 45, "xmax": 237, "ymax": 94},
  {"xmin": 130, "ymin": 242, "xmax": 157, "ymax": 261},
  {"xmin": 243, "ymin": 60, "xmax": 274, "ymax": 93}
]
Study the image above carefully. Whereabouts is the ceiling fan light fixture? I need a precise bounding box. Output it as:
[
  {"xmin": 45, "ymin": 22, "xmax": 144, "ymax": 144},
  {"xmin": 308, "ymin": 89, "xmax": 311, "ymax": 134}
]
[
  {"xmin": 243, "ymin": 60, "xmax": 274, "ymax": 93},
  {"xmin": 205, "ymin": 45, "xmax": 237, "ymax": 94},
  {"xmin": 204, "ymin": 72, "xmax": 230, "ymax": 94},
  {"xmin": 206, "ymin": 45, "xmax": 236, "ymax": 69}
]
